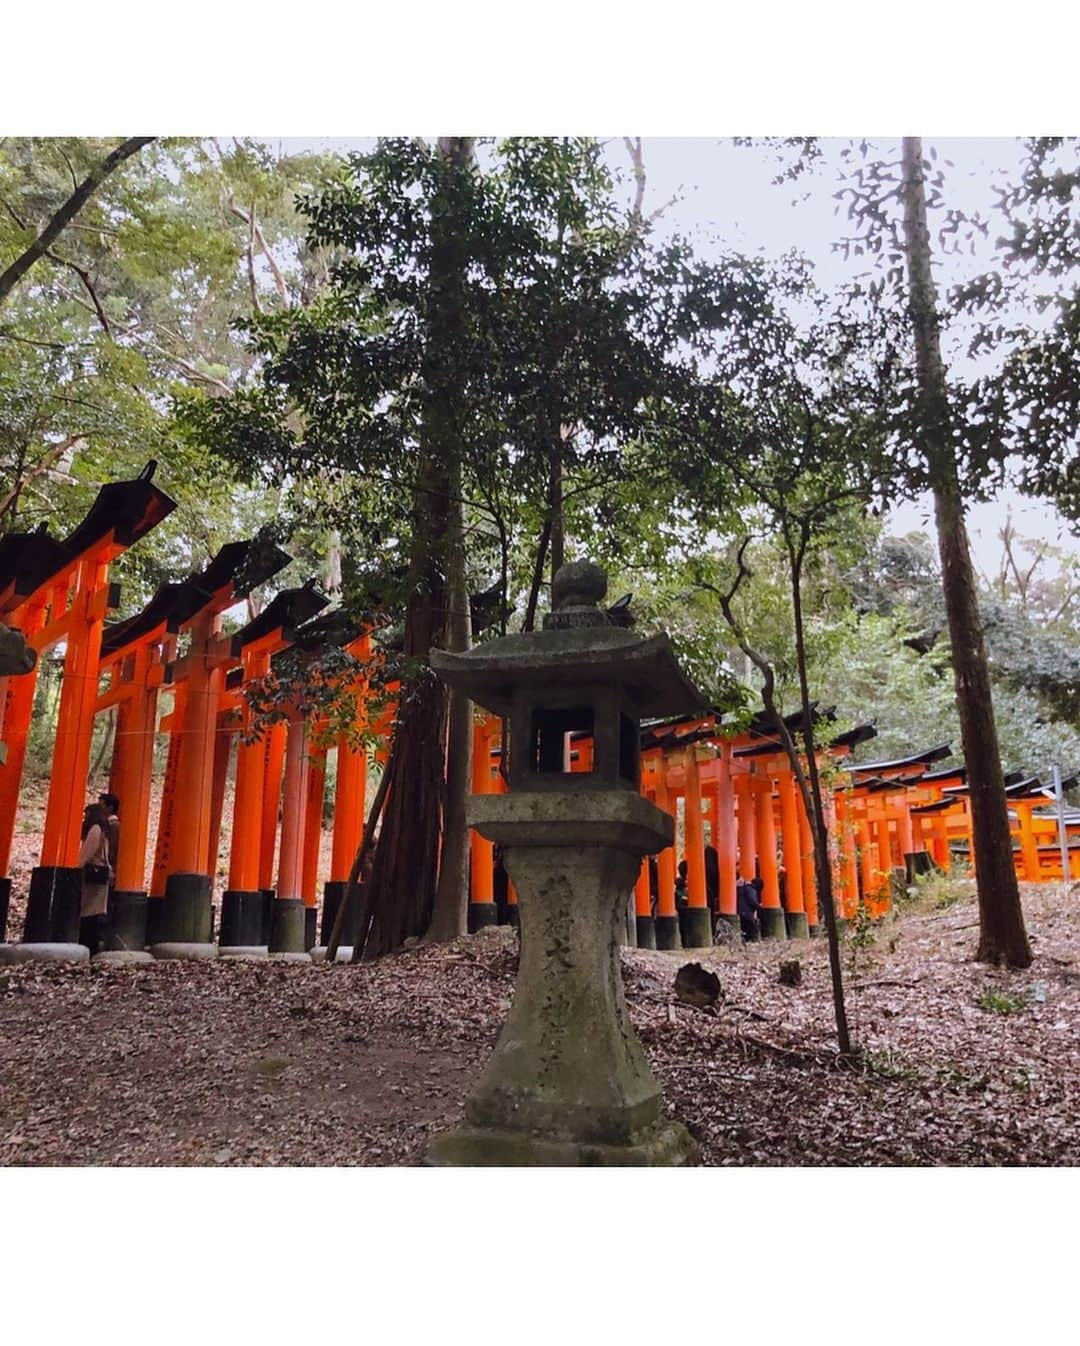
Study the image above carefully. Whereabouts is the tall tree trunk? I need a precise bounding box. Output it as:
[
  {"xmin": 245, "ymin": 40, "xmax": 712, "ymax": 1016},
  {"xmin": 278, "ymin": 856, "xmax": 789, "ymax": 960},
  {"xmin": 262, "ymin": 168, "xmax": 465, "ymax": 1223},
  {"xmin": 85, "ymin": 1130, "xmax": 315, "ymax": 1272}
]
[
  {"xmin": 900, "ymin": 136, "xmax": 1032, "ymax": 969},
  {"xmin": 0, "ymin": 138, "xmax": 155, "ymax": 306},
  {"xmin": 352, "ymin": 135, "xmax": 474, "ymax": 959},
  {"xmin": 427, "ymin": 460, "xmax": 473, "ymax": 942}
]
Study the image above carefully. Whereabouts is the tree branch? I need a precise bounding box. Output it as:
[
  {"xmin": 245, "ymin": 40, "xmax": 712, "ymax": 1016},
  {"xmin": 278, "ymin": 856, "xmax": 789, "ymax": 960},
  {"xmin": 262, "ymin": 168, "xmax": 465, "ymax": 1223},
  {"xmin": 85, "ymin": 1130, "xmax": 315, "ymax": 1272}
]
[{"xmin": 0, "ymin": 136, "xmax": 155, "ymax": 307}]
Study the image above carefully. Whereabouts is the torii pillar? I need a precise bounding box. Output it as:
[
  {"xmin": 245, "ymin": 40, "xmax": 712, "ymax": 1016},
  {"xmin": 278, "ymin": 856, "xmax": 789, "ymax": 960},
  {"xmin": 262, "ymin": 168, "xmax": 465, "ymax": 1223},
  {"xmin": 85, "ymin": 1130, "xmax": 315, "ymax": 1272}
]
[
  {"xmin": 155, "ymin": 609, "xmax": 227, "ymax": 949},
  {"xmin": 777, "ymin": 770, "xmax": 808, "ymax": 938},
  {"xmin": 681, "ymin": 745, "xmax": 711, "ymax": 947},
  {"xmin": 269, "ymin": 708, "xmax": 311, "ymax": 956},
  {"xmin": 713, "ymin": 740, "xmax": 738, "ymax": 932},
  {"xmin": 653, "ymin": 763, "xmax": 680, "ymax": 950},
  {"xmin": 468, "ymin": 715, "xmax": 499, "ymax": 931},
  {"xmin": 754, "ymin": 774, "xmax": 785, "ymax": 940}
]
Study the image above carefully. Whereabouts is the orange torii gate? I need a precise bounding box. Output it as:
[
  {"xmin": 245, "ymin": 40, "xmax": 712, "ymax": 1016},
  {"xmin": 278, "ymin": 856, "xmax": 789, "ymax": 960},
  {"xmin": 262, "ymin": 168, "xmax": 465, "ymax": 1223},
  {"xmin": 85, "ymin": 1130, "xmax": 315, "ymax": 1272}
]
[
  {"xmin": 251, "ymin": 608, "xmax": 376, "ymax": 956},
  {"xmin": 153, "ymin": 578, "xmax": 328, "ymax": 954},
  {"xmin": 137, "ymin": 551, "xmax": 303, "ymax": 949},
  {"xmin": 0, "ymin": 466, "xmax": 175, "ymax": 946},
  {"xmin": 93, "ymin": 540, "xmax": 291, "ymax": 950},
  {"xmin": 466, "ymin": 704, "xmax": 877, "ymax": 951}
]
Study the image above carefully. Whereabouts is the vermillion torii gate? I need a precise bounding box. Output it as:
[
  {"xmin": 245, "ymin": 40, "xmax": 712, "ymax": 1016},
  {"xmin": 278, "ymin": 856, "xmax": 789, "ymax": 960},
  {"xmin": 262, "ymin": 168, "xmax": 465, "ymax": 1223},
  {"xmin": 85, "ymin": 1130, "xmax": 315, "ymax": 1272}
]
[
  {"xmin": 94, "ymin": 539, "xmax": 291, "ymax": 950},
  {"xmin": 466, "ymin": 705, "xmax": 879, "ymax": 951},
  {"xmin": 0, "ymin": 466, "xmax": 175, "ymax": 945},
  {"xmin": 149, "ymin": 577, "xmax": 329, "ymax": 952}
]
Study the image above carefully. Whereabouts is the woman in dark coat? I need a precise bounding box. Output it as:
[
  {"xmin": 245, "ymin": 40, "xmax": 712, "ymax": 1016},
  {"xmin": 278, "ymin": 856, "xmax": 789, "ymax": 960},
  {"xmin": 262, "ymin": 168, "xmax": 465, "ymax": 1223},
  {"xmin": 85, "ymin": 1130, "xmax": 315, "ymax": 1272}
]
[{"xmin": 78, "ymin": 802, "xmax": 112, "ymax": 953}]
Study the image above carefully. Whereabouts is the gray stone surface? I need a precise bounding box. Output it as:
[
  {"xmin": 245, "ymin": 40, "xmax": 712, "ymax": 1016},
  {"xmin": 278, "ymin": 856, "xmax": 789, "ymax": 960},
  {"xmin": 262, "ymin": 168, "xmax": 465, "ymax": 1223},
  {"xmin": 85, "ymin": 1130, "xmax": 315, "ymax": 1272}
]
[
  {"xmin": 217, "ymin": 946, "xmax": 269, "ymax": 961},
  {"xmin": 310, "ymin": 945, "xmax": 354, "ymax": 964},
  {"xmin": 468, "ymin": 788, "xmax": 674, "ymax": 854},
  {"xmin": 427, "ymin": 791, "xmax": 695, "ymax": 1166},
  {"xmin": 0, "ymin": 942, "xmax": 89, "ymax": 964},
  {"xmin": 150, "ymin": 942, "xmax": 219, "ymax": 961},
  {"xmin": 91, "ymin": 950, "xmax": 153, "ymax": 966}
]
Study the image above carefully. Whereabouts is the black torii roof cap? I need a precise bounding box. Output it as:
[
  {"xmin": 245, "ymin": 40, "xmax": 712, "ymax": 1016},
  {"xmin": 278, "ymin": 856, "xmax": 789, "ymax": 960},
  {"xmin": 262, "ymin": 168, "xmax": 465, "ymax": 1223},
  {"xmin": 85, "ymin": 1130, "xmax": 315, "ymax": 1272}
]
[
  {"xmin": 101, "ymin": 539, "xmax": 290, "ymax": 657},
  {"xmin": 61, "ymin": 460, "xmax": 176, "ymax": 555},
  {"xmin": 231, "ymin": 579, "xmax": 329, "ymax": 654},
  {"xmin": 0, "ymin": 524, "xmax": 71, "ymax": 611},
  {"xmin": 849, "ymin": 744, "xmax": 953, "ymax": 775}
]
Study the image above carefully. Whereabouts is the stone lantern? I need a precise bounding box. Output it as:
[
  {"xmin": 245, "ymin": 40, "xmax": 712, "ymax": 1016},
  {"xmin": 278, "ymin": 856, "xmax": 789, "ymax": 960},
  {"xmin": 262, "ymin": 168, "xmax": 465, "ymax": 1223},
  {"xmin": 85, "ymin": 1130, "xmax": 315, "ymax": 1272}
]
[{"xmin": 426, "ymin": 561, "xmax": 706, "ymax": 1166}]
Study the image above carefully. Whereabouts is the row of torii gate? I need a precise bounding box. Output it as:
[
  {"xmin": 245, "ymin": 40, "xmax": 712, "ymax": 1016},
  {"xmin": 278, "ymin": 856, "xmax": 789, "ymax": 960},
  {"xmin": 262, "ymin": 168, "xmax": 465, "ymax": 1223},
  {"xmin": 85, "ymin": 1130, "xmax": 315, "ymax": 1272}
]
[{"xmin": 0, "ymin": 467, "xmax": 1075, "ymax": 958}]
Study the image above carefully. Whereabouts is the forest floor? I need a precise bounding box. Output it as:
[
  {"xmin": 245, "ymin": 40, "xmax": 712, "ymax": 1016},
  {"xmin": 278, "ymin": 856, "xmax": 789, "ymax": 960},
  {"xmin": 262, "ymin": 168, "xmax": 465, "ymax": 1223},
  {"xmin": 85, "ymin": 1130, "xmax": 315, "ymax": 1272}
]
[{"xmin": 0, "ymin": 875, "xmax": 1076, "ymax": 1167}]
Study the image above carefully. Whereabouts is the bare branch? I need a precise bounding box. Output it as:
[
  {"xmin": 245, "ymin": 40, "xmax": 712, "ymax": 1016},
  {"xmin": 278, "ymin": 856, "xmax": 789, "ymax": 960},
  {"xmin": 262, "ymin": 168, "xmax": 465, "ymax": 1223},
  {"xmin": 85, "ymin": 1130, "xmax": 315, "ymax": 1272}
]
[{"xmin": 46, "ymin": 250, "xmax": 111, "ymax": 335}]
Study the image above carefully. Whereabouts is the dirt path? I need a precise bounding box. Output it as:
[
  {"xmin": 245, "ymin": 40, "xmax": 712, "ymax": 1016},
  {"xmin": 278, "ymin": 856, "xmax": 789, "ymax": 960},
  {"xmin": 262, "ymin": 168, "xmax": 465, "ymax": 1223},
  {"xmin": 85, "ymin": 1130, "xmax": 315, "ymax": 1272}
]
[{"xmin": 0, "ymin": 883, "xmax": 1076, "ymax": 1166}]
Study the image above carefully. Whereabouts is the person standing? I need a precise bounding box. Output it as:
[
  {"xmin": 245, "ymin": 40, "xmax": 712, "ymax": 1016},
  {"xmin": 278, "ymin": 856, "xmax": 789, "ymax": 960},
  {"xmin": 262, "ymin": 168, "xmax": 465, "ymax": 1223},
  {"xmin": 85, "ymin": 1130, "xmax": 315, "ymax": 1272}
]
[
  {"xmin": 736, "ymin": 876, "xmax": 762, "ymax": 943},
  {"xmin": 98, "ymin": 792, "xmax": 121, "ymax": 885},
  {"xmin": 79, "ymin": 802, "xmax": 112, "ymax": 954}
]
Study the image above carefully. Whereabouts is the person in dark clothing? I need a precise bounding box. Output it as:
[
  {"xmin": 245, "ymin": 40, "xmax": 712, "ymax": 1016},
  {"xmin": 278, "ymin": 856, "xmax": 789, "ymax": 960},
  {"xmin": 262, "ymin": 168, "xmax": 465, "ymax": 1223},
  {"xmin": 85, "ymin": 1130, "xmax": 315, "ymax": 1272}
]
[
  {"xmin": 99, "ymin": 792, "xmax": 120, "ymax": 888},
  {"xmin": 648, "ymin": 856, "xmax": 659, "ymax": 919},
  {"xmin": 492, "ymin": 844, "xmax": 510, "ymax": 924},
  {"xmin": 704, "ymin": 845, "xmax": 720, "ymax": 916},
  {"xmin": 736, "ymin": 877, "xmax": 762, "ymax": 942},
  {"xmin": 79, "ymin": 801, "xmax": 112, "ymax": 954},
  {"xmin": 674, "ymin": 859, "xmax": 689, "ymax": 941}
]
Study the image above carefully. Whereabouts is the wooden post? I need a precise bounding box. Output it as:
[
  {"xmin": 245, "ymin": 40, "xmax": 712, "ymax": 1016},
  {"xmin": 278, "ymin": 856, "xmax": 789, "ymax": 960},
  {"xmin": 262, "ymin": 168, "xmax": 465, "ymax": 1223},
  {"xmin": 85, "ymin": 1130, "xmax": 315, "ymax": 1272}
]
[
  {"xmin": 682, "ymin": 746, "xmax": 710, "ymax": 947},
  {"xmin": 468, "ymin": 715, "xmax": 498, "ymax": 929},
  {"xmin": 259, "ymin": 720, "xmax": 287, "ymax": 892},
  {"xmin": 0, "ymin": 598, "xmax": 46, "ymax": 877},
  {"xmin": 269, "ymin": 711, "xmax": 310, "ymax": 954},
  {"xmin": 754, "ymin": 774, "xmax": 785, "ymax": 940},
  {"xmin": 40, "ymin": 552, "xmax": 110, "ymax": 868},
  {"xmin": 653, "ymin": 762, "xmax": 679, "ymax": 949},
  {"xmin": 715, "ymin": 741, "xmax": 738, "ymax": 927},
  {"xmin": 734, "ymin": 770, "xmax": 757, "ymax": 881},
  {"xmin": 777, "ymin": 768, "xmax": 807, "ymax": 936}
]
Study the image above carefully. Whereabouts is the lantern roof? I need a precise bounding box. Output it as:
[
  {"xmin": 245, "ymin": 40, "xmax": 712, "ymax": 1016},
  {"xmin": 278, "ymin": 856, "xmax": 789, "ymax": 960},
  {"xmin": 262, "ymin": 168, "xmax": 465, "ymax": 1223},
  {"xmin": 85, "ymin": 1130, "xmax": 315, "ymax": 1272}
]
[{"xmin": 431, "ymin": 561, "xmax": 705, "ymax": 721}]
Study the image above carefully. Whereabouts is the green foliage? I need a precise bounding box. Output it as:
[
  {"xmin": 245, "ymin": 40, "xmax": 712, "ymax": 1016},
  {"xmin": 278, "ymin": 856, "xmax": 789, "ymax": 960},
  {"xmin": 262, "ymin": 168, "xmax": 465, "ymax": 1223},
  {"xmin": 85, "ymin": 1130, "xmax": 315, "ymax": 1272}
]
[
  {"xmin": 0, "ymin": 137, "xmax": 343, "ymax": 614},
  {"xmin": 182, "ymin": 136, "xmax": 729, "ymax": 636},
  {"xmin": 976, "ymin": 987, "xmax": 1028, "ymax": 1015}
]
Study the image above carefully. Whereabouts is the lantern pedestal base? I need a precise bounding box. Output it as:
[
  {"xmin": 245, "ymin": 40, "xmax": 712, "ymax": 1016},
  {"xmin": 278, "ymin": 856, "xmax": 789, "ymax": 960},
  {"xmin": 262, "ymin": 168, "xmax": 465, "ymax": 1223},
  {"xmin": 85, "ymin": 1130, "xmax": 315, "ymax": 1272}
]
[
  {"xmin": 426, "ymin": 1118, "xmax": 696, "ymax": 1168},
  {"xmin": 760, "ymin": 907, "xmax": 788, "ymax": 941},
  {"xmin": 427, "ymin": 790, "xmax": 694, "ymax": 1168},
  {"xmin": 784, "ymin": 911, "xmax": 809, "ymax": 939},
  {"xmin": 654, "ymin": 915, "xmax": 681, "ymax": 950}
]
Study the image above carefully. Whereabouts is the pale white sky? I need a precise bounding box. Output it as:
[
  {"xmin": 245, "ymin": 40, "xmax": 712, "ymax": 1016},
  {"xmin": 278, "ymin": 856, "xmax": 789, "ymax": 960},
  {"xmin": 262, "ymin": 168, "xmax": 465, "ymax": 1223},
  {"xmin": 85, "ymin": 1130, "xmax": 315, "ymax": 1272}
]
[{"xmin": 281, "ymin": 135, "xmax": 1074, "ymax": 579}]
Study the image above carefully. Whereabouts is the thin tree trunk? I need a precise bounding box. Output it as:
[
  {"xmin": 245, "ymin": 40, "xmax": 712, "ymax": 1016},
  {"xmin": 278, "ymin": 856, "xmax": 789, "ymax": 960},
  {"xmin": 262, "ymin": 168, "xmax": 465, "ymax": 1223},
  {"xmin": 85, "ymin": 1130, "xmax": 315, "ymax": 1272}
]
[
  {"xmin": 427, "ymin": 461, "xmax": 473, "ymax": 942},
  {"xmin": 521, "ymin": 517, "xmax": 552, "ymax": 633},
  {"xmin": 715, "ymin": 538, "xmax": 852, "ymax": 1057},
  {"xmin": 787, "ymin": 532, "xmax": 852, "ymax": 1056},
  {"xmin": 549, "ymin": 438, "xmax": 565, "ymax": 581},
  {"xmin": 0, "ymin": 138, "xmax": 155, "ymax": 306},
  {"xmin": 900, "ymin": 136, "xmax": 1032, "ymax": 969}
]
